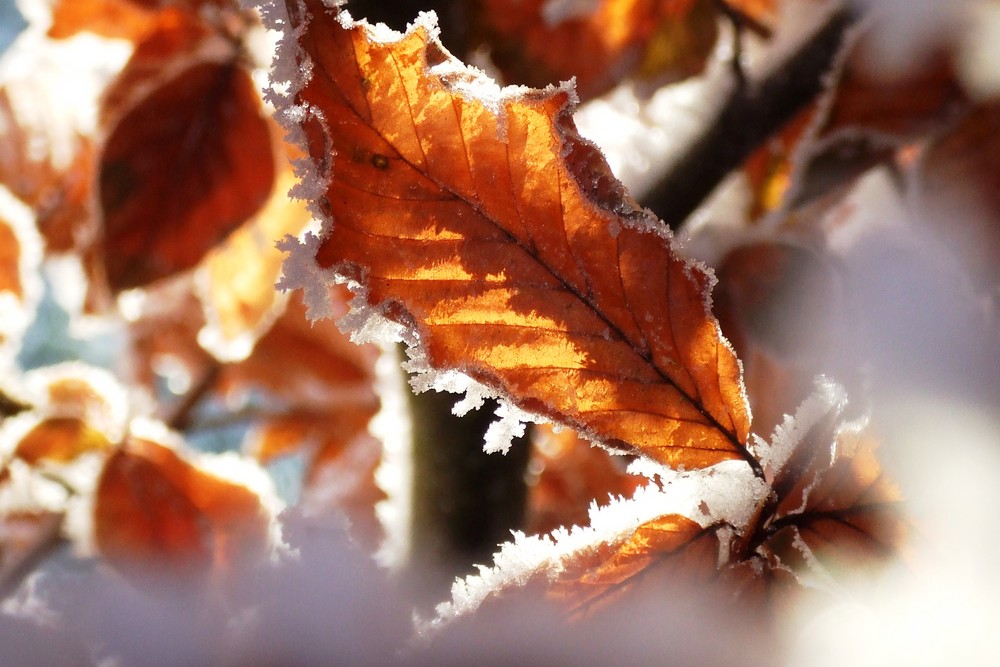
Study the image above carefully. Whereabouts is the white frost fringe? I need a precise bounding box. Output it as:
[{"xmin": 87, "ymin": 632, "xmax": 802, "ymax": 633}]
[{"xmin": 416, "ymin": 377, "xmax": 849, "ymax": 639}]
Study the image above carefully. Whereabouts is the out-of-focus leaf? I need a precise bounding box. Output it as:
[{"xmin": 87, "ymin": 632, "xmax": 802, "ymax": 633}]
[
  {"xmin": 0, "ymin": 511, "xmax": 64, "ymax": 594},
  {"xmin": 127, "ymin": 283, "xmax": 382, "ymax": 535},
  {"xmin": 742, "ymin": 107, "xmax": 815, "ymax": 220},
  {"xmin": 767, "ymin": 425, "xmax": 906, "ymax": 578},
  {"xmin": 0, "ymin": 89, "xmax": 94, "ymax": 253},
  {"xmin": 714, "ymin": 240, "xmax": 844, "ymax": 436},
  {"xmin": 97, "ymin": 11, "xmax": 274, "ymax": 291},
  {"xmin": 0, "ymin": 191, "xmax": 42, "ymax": 355},
  {"xmin": 48, "ymin": 0, "xmax": 161, "ymax": 41},
  {"xmin": 195, "ymin": 141, "xmax": 314, "ymax": 361},
  {"xmin": 282, "ymin": 1, "xmax": 752, "ymax": 471},
  {"xmin": 472, "ymin": 0, "xmax": 719, "ymax": 101},
  {"xmin": 526, "ymin": 424, "xmax": 646, "ymax": 536},
  {"xmin": 48, "ymin": 0, "xmax": 236, "ymax": 41},
  {"xmin": 819, "ymin": 49, "xmax": 966, "ymax": 143},
  {"xmin": 723, "ymin": 0, "xmax": 778, "ymax": 25},
  {"xmin": 94, "ymin": 437, "xmax": 270, "ymax": 579},
  {"xmin": 915, "ymin": 104, "xmax": 1000, "ymax": 290},
  {"xmin": 13, "ymin": 417, "xmax": 111, "ymax": 465}
]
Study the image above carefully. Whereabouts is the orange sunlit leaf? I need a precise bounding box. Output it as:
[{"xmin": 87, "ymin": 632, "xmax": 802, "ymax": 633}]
[
  {"xmin": 48, "ymin": 0, "xmax": 235, "ymax": 41},
  {"xmin": 723, "ymin": 0, "xmax": 778, "ymax": 25},
  {"xmin": 13, "ymin": 417, "xmax": 112, "ymax": 464},
  {"xmin": 94, "ymin": 438, "xmax": 270, "ymax": 580},
  {"xmin": 0, "ymin": 214, "xmax": 23, "ymax": 301},
  {"xmin": 742, "ymin": 106, "xmax": 816, "ymax": 220},
  {"xmin": 473, "ymin": 0, "xmax": 718, "ymax": 101},
  {"xmin": 48, "ymin": 0, "xmax": 160, "ymax": 41},
  {"xmin": 97, "ymin": 13, "xmax": 274, "ymax": 291},
  {"xmin": 284, "ymin": 1, "xmax": 752, "ymax": 471}
]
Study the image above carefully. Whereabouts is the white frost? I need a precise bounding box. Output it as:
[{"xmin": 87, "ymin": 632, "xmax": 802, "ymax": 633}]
[{"xmin": 751, "ymin": 376, "xmax": 848, "ymax": 475}]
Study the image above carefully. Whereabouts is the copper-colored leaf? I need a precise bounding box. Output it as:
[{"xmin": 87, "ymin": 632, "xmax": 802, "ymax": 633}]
[
  {"xmin": 0, "ymin": 211, "xmax": 24, "ymax": 300},
  {"xmin": 196, "ymin": 142, "xmax": 314, "ymax": 359},
  {"xmin": 472, "ymin": 0, "xmax": 718, "ymax": 101},
  {"xmin": 97, "ymin": 20, "xmax": 274, "ymax": 291},
  {"xmin": 283, "ymin": 2, "xmax": 751, "ymax": 471},
  {"xmin": 48, "ymin": 0, "xmax": 234, "ymax": 41},
  {"xmin": 0, "ymin": 190, "xmax": 42, "ymax": 360},
  {"xmin": 94, "ymin": 438, "xmax": 270, "ymax": 578},
  {"xmin": 0, "ymin": 89, "xmax": 94, "ymax": 253},
  {"xmin": 552, "ymin": 514, "xmax": 720, "ymax": 617},
  {"xmin": 723, "ymin": 0, "xmax": 778, "ymax": 25},
  {"xmin": 768, "ymin": 427, "xmax": 906, "ymax": 576},
  {"xmin": 13, "ymin": 418, "xmax": 112, "ymax": 465},
  {"xmin": 217, "ymin": 289, "xmax": 378, "ymax": 398},
  {"xmin": 526, "ymin": 424, "xmax": 646, "ymax": 535},
  {"xmin": 742, "ymin": 107, "xmax": 815, "ymax": 220}
]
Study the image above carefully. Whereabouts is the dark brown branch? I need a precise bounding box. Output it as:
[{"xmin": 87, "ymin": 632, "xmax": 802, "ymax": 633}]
[
  {"xmin": 641, "ymin": 8, "xmax": 857, "ymax": 229},
  {"xmin": 0, "ymin": 512, "xmax": 65, "ymax": 601},
  {"xmin": 165, "ymin": 362, "xmax": 222, "ymax": 432},
  {"xmin": 405, "ymin": 383, "xmax": 530, "ymax": 598}
]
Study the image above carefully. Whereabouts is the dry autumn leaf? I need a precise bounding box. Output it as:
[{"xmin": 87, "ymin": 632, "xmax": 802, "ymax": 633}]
[
  {"xmin": 48, "ymin": 0, "xmax": 237, "ymax": 42},
  {"xmin": 526, "ymin": 424, "xmax": 646, "ymax": 535},
  {"xmin": 195, "ymin": 140, "xmax": 315, "ymax": 360},
  {"xmin": 96, "ymin": 10, "xmax": 274, "ymax": 291},
  {"xmin": 766, "ymin": 425, "xmax": 906, "ymax": 579},
  {"xmin": 280, "ymin": 1, "xmax": 752, "ymax": 471},
  {"xmin": 915, "ymin": 103, "xmax": 1000, "ymax": 290},
  {"xmin": 471, "ymin": 0, "xmax": 719, "ymax": 101},
  {"xmin": 13, "ymin": 418, "xmax": 112, "ymax": 465},
  {"xmin": 0, "ymin": 190, "xmax": 41, "ymax": 356},
  {"xmin": 553, "ymin": 514, "xmax": 721, "ymax": 618},
  {"xmin": 94, "ymin": 437, "xmax": 271, "ymax": 580}
]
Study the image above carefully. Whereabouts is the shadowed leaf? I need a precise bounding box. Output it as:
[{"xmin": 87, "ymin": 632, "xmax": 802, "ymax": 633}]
[
  {"xmin": 196, "ymin": 141, "xmax": 314, "ymax": 360},
  {"xmin": 97, "ymin": 13, "xmax": 274, "ymax": 291},
  {"xmin": 915, "ymin": 104, "xmax": 1000, "ymax": 290},
  {"xmin": 526, "ymin": 424, "xmax": 646, "ymax": 535}
]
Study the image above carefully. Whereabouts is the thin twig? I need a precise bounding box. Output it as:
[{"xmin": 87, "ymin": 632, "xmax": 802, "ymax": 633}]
[
  {"xmin": 641, "ymin": 8, "xmax": 857, "ymax": 229},
  {"xmin": 166, "ymin": 362, "xmax": 222, "ymax": 432}
]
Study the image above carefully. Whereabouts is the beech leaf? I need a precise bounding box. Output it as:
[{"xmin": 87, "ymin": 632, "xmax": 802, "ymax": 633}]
[
  {"xmin": 277, "ymin": 1, "xmax": 752, "ymax": 471},
  {"xmin": 94, "ymin": 438, "xmax": 271, "ymax": 580},
  {"xmin": 553, "ymin": 514, "xmax": 721, "ymax": 618},
  {"xmin": 97, "ymin": 15, "xmax": 274, "ymax": 291},
  {"xmin": 471, "ymin": 0, "xmax": 720, "ymax": 101},
  {"xmin": 767, "ymin": 424, "xmax": 906, "ymax": 577}
]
